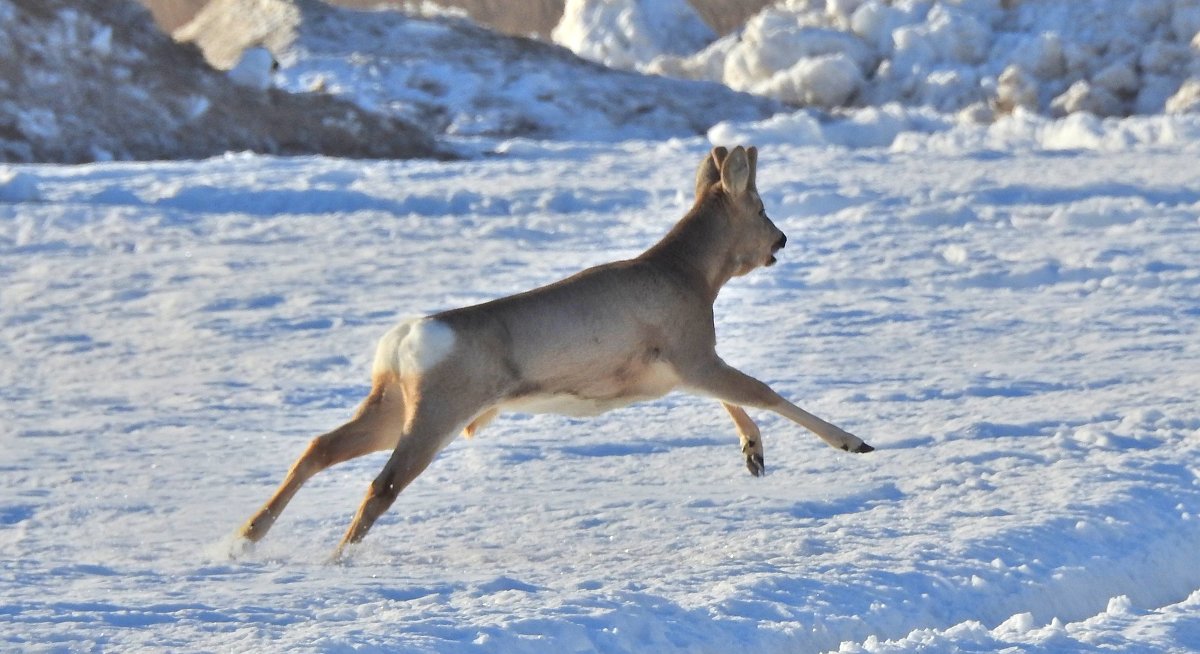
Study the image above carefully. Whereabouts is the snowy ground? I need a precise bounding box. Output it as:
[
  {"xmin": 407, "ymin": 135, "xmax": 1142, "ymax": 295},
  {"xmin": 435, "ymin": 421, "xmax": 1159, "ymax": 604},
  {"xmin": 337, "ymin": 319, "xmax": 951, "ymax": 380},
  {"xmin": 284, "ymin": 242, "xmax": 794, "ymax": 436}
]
[{"xmin": 2, "ymin": 124, "xmax": 1200, "ymax": 652}]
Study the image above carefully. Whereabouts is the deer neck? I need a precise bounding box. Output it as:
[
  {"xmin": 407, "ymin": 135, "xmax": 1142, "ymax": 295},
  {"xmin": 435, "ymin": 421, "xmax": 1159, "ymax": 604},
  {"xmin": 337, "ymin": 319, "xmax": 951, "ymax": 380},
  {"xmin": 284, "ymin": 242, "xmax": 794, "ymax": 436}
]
[{"xmin": 640, "ymin": 197, "xmax": 742, "ymax": 302}]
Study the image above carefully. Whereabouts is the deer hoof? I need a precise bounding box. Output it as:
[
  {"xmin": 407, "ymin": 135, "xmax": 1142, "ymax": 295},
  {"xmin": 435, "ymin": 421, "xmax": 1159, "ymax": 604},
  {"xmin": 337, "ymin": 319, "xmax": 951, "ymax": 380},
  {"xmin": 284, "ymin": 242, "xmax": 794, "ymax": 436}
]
[
  {"xmin": 854, "ymin": 442, "xmax": 875, "ymax": 453},
  {"xmin": 745, "ymin": 453, "xmax": 765, "ymax": 477}
]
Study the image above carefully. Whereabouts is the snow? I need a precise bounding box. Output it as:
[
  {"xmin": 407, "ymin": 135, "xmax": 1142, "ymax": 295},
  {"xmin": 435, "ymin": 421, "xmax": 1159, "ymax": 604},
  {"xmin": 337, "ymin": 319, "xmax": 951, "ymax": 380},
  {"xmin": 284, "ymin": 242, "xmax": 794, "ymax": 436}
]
[
  {"xmin": 0, "ymin": 168, "xmax": 41, "ymax": 203},
  {"xmin": 3, "ymin": 0, "xmax": 1200, "ymax": 651},
  {"xmin": 625, "ymin": 0, "xmax": 1200, "ymax": 120},
  {"xmin": 227, "ymin": 46, "xmax": 277, "ymax": 91},
  {"xmin": 0, "ymin": 0, "xmax": 439, "ymax": 163},
  {"xmin": 3, "ymin": 121, "xmax": 1200, "ymax": 651},
  {"xmin": 551, "ymin": 0, "xmax": 715, "ymax": 71},
  {"xmin": 175, "ymin": 0, "xmax": 776, "ymax": 142}
]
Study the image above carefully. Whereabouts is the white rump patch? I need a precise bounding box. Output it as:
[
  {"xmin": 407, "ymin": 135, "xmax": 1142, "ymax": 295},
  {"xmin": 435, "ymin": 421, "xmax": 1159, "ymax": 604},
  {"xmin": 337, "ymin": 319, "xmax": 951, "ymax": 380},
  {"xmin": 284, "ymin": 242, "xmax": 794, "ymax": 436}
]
[{"xmin": 373, "ymin": 318, "xmax": 456, "ymax": 379}]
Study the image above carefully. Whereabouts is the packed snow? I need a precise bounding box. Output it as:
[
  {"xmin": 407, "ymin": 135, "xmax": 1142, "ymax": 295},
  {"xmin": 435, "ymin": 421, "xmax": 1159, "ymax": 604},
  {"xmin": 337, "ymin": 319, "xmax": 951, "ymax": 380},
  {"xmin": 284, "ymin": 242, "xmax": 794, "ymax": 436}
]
[
  {"xmin": 557, "ymin": 0, "xmax": 1200, "ymax": 121},
  {"xmin": 3, "ymin": 119, "xmax": 1200, "ymax": 651},
  {"xmin": 174, "ymin": 0, "xmax": 778, "ymax": 142},
  {"xmin": 227, "ymin": 46, "xmax": 278, "ymax": 91},
  {"xmin": 551, "ymin": 0, "xmax": 716, "ymax": 71}
]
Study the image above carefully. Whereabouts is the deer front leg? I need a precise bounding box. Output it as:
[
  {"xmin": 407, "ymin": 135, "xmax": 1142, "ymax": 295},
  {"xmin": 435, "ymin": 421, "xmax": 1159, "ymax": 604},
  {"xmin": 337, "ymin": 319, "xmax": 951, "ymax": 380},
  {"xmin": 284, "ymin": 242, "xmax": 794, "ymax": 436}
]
[
  {"xmin": 685, "ymin": 357, "xmax": 874, "ymax": 454},
  {"xmin": 722, "ymin": 402, "xmax": 765, "ymax": 477}
]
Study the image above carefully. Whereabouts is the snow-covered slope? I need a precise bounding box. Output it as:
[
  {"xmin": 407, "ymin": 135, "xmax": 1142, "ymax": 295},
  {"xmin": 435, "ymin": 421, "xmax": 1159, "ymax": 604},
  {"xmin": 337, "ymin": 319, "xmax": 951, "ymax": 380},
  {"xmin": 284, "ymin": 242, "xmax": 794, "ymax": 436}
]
[
  {"xmin": 559, "ymin": 0, "xmax": 1200, "ymax": 120},
  {"xmin": 2, "ymin": 123, "xmax": 1198, "ymax": 651},
  {"xmin": 0, "ymin": 0, "xmax": 441, "ymax": 163},
  {"xmin": 174, "ymin": 0, "xmax": 780, "ymax": 141}
]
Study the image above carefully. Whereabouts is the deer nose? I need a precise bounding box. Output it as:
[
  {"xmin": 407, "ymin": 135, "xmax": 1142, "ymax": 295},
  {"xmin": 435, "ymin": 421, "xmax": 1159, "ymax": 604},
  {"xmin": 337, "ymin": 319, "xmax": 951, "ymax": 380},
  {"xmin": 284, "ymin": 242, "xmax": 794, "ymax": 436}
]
[{"xmin": 774, "ymin": 234, "xmax": 787, "ymax": 250}]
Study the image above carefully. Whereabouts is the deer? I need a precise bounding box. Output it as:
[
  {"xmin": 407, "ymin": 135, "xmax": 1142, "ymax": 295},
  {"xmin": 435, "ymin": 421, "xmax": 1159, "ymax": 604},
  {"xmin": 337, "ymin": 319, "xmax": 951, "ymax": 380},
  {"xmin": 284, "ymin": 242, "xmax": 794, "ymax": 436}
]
[{"xmin": 236, "ymin": 145, "xmax": 875, "ymax": 560}]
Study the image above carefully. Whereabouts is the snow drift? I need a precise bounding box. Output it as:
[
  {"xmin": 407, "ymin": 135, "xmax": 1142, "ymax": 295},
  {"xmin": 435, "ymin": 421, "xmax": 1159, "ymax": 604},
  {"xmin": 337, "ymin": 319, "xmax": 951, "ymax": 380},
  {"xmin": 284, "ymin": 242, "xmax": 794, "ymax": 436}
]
[
  {"xmin": 551, "ymin": 0, "xmax": 716, "ymax": 71},
  {"xmin": 0, "ymin": 0, "xmax": 443, "ymax": 163},
  {"xmin": 173, "ymin": 0, "xmax": 780, "ymax": 141},
  {"xmin": 558, "ymin": 0, "xmax": 1200, "ymax": 120}
]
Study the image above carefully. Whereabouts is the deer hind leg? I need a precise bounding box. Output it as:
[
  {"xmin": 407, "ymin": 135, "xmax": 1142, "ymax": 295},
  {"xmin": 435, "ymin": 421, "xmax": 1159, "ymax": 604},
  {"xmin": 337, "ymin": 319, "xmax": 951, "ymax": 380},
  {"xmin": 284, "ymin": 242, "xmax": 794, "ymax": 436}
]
[
  {"xmin": 685, "ymin": 357, "xmax": 874, "ymax": 454},
  {"xmin": 239, "ymin": 383, "xmax": 403, "ymax": 543},
  {"xmin": 332, "ymin": 395, "xmax": 479, "ymax": 560},
  {"xmin": 722, "ymin": 402, "xmax": 765, "ymax": 477}
]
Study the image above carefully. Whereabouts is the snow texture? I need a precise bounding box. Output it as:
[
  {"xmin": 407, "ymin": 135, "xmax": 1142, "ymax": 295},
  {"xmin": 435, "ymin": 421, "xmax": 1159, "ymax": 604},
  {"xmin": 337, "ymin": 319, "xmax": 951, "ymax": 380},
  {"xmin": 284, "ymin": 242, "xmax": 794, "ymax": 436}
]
[
  {"xmin": 613, "ymin": 0, "xmax": 1200, "ymax": 119},
  {"xmin": 3, "ymin": 0, "xmax": 1200, "ymax": 651},
  {"xmin": 551, "ymin": 0, "xmax": 715, "ymax": 71},
  {"xmin": 3, "ymin": 125, "xmax": 1200, "ymax": 651},
  {"xmin": 175, "ymin": 0, "xmax": 778, "ymax": 142},
  {"xmin": 227, "ymin": 46, "xmax": 277, "ymax": 91}
]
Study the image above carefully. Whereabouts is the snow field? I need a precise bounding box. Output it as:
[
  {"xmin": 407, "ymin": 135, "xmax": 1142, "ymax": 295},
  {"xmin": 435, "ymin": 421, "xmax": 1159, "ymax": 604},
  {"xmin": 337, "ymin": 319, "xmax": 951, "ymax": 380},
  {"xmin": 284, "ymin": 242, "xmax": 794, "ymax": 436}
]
[{"xmin": 2, "ymin": 133, "xmax": 1200, "ymax": 651}]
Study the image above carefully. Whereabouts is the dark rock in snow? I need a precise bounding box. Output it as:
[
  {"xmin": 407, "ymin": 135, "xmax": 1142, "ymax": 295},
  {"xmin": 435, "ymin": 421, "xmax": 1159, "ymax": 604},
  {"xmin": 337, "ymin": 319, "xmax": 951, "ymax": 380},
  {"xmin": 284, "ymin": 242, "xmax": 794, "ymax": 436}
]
[{"xmin": 0, "ymin": 0, "xmax": 444, "ymax": 163}]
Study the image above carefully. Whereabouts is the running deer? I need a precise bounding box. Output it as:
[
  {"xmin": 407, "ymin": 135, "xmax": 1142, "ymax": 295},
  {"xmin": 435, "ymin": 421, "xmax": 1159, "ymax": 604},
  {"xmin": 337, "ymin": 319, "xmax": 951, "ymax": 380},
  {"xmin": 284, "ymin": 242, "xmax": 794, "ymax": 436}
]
[{"xmin": 237, "ymin": 145, "xmax": 874, "ymax": 559}]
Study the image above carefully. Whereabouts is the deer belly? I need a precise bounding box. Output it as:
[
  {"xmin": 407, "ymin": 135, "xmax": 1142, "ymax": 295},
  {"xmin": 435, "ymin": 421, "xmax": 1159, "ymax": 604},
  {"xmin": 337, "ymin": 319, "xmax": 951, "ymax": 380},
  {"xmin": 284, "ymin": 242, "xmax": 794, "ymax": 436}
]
[{"xmin": 506, "ymin": 360, "xmax": 680, "ymax": 418}]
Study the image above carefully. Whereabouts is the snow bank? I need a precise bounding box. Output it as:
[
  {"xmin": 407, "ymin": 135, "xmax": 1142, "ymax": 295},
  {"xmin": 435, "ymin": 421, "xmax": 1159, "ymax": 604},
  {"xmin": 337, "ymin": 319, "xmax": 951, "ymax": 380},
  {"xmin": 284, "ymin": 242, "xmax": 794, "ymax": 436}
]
[
  {"xmin": 633, "ymin": 0, "xmax": 1200, "ymax": 120},
  {"xmin": 175, "ymin": 0, "xmax": 778, "ymax": 142},
  {"xmin": 551, "ymin": 0, "xmax": 715, "ymax": 71},
  {"xmin": 0, "ymin": 0, "xmax": 440, "ymax": 163}
]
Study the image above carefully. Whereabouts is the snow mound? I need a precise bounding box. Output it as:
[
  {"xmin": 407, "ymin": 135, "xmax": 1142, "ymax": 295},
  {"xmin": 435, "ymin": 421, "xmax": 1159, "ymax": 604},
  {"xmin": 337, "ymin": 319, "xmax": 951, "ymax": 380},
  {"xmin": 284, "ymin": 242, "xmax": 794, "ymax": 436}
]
[
  {"xmin": 175, "ymin": 0, "xmax": 779, "ymax": 142},
  {"xmin": 0, "ymin": 168, "xmax": 41, "ymax": 202},
  {"xmin": 634, "ymin": 0, "xmax": 1200, "ymax": 119},
  {"xmin": 226, "ymin": 46, "xmax": 277, "ymax": 91},
  {"xmin": 551, "ymin": 0, "xmax": 716, "ymax": 71},
  {"xmin": 0, "ymin": 0, "xmax": 440, "ymax": 163}
]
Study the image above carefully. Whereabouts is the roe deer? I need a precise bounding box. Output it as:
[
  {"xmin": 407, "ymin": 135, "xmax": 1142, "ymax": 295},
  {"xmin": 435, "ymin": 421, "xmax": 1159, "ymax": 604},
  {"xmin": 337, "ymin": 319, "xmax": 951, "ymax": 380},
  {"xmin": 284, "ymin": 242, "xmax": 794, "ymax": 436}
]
[{"xmin": 237, "ymin": 145, "xmax": 874, "ymax": 559}]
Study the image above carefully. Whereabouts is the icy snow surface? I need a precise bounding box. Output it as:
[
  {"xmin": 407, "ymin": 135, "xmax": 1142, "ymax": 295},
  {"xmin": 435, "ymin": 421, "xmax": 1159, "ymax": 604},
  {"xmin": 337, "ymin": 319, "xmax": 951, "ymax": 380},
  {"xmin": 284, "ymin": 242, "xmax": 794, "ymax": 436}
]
[
  {"xmin": 560, "ymin": 0, "xmax": 1200, "ymax": 119},
  {"xmin": 3, "ymin": 119, "xmax": 1200, "ymax": 651},
  {"xmin": 174, "ymin": 0, "xmax": 777, "ymax": 142}
]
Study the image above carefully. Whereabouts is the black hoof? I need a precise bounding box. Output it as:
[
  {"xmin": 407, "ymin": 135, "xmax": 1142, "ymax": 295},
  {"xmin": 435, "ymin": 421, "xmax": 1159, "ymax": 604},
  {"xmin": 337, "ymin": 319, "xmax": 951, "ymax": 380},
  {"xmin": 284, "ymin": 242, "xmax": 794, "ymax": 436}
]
[
  {"xmin": 746, "ymin": 454, "xmax": 765, "ymax": 477},
  {"xmin": 855, "ymin": 442, "xmax": 875, "ymax": 453}
]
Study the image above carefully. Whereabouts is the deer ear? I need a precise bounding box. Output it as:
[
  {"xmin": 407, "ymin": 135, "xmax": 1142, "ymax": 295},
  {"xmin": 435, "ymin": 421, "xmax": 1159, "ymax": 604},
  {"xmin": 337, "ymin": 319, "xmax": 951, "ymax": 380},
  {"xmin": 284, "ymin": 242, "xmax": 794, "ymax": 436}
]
[
  {"xmin": 711, "ymin": 146, "xmax": 728, "ymax": 167},
  {"xmin": 720, "ymin": 146, "xmax": 750, "ymax": 197},
  {"xmin": 746, "ymin": 146, "xmax": 758, "ymax": 185},
  {"xmin": 694, "ymin": 147, "xmax": 725, "ymax": 199}
]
